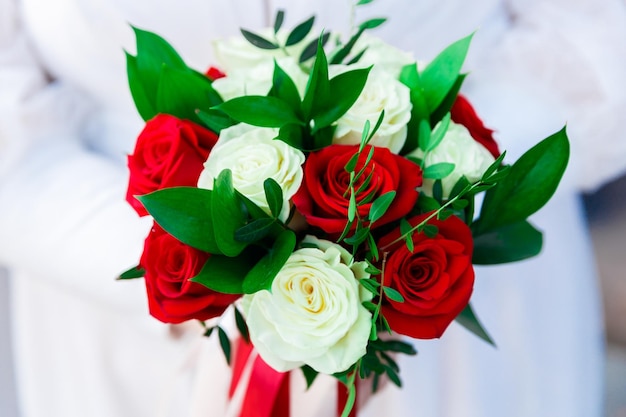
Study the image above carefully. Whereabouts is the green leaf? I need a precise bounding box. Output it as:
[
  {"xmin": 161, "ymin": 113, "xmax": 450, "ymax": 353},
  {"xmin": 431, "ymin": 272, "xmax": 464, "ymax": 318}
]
[
  {"xmin": 126, "ymin": 52, "xmax": 156, "ymax": 121},
  {"xmin": 234, "ymin": 218, "xmax": 277, "ymax": 243},
  {"xmin": 344, "ymin": 227, "xmax": 370, "ymax": 246},
  {"xmin": 215, "ymin": 96, "xmax": 303, "ymax": 128},
  {"xmin": 347, "ymin": 47, "xmax": 368, "ymax": 65},
  {"xmin": 132, "ymin": 26, "xmax": 187, "ymax": 70},
  {"xmin": 416, "ymin": 193, "xmax": 441, "ymax": 211},
  {"xmin": 276, "ymin": 123, "xmax": 305, "ymax": 150},
  {"xmin": 356, "ymin": 0, "xmax": 374, "ymax": 5},
  {"xmin": 344, "ymin": 153, "xmax": 360, "ymax": 173},
  {"xmin": 358, "ymin": 18, "xmax": 387, "ymax": 30},
  {"xmin": 421, "ymin": 33, "xmax": 473, "ymax": 111},
  {"xmin": 417, "ymin": 119, "xmax": 432, "ymax": 153},
  {"xmin": 299, "ymin": 32, "xmax": 331, "ymax": 63},
  {"xmin": 423, "ymin": 162, "xmax": 455, "ymax": 180},
  {"xmin": 432, "ymin": 179, "xmax": 443, "ymax": 203},
  {"xmin": 426, "ymin": 112, "xmax": 451, "ymax": 152},
  {"xmin": 348, "ymin": 191, "xmax": 357, "ymax": 222},
  {"xmin": 301, "ymin": 365, "xmax": 319, "ymax": 389},
  {"xmin": 430, "ymin": 74, "xmax": 467, "ymax": 125},
  {"xmin": 475, "ymin": 128, "xmax": 569, "ymax": 233},
  {"xmin": 400, "ymin": 218, "xmax": 415, "ymax": 252},
  {"xmin": 472, "ymin": 220, "xmax": 543, "ymax": 264},
  {"xmin": 449, "ymin": 176, "xmax": 471, "ymax": 199},
  {"xmin": 191, "ymin": 251, "xmax": 257, "ymax": 294},
  {"xmin": 481, "ymin": 151, "xmax": 507, "ymax": 181},
  {"xmin": 218, "ymin": 326, "xmax": 232, "ymax": 365},
  {"xmin": 242, "ymin": 229, "xmax": 296, "ymax": 293},
  {"xmin": 196, "ymin": 109, "xmax": 236, "ymax": 134},
  {"xmin": 455, "ymin": 303, "xmax": 495, "ymax": 346},
  {"xmin": 157, "ymin": 66, "xmax": 223, "ymax": 123},
  {"xmin": 271, "ymin": 61, "xmax": 302, "ymax": 113},
  {"xmin": 240, "ymin": 29, "xmax": 279, "ymax": 49},
  {"xmin": 212, "ymin": 170, "xmax": 248, "ymax": 256},
  {"xmin": 302, "ymin": 36, "xmax": 331, "ymax": 119},
  {"xmin": 383, "ymin": 286, "xmax": 405, "ymax": 303},
  {"xmin": 234, "ymin": 307, "xmax": 250, "ymax": 343},
  {"xmin": 423, "ymin": 224, "xmax": 438, "ymax": 238},
  {"xmin": 274, "ymin": 10, "xmax": 285, "ymax": 34},
  {"xmin": 312, "ymin": 67, "xmax": 371, "ymax": 130},
  {"xmin": 359, "ymin": 278, "xmax": 380, "ymax": 295},
  {"xmin": 263, "ymin": 178, "xmax": 284, "ymax": 219},
  {"xmin": 137, "ymin": 187, "xmax": 220, "ymax": 253},
  {"xmin": 369, "ymin": 191, "xmax": 396, "ymax": 223},
  {"xmin": 286, "ymin": 16, "xmax": 315, "ymax": 46},
  {"xmin": 203, "ymin": 326, "xmax": 215, "ymax": 338},
  {"xmin": 330, "ymin": 27, "xmax": 365, "ymax": 65},
  {"xmin": 117, "ymin": 265, "xmax": 145, "ymax": 280}
]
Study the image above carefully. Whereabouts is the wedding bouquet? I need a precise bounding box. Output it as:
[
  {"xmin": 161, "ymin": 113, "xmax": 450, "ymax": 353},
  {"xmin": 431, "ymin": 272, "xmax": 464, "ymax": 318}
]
[{"xmin": 120, "ymin": 7, "xmax": 569, "ymax": 416}]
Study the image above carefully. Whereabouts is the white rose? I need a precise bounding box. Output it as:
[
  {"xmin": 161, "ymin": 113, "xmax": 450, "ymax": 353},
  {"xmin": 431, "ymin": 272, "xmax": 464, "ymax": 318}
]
[
  {"xmin": 353, "ymin": 34, "xmax": 415, "ymax": 78},
  {"xmin": 242, "ymin": 236, "xmax": 373, "ymax": 374},
  {"xmin": 212, "ymin": 28, "xmax": 317, "ymax": 74},
  {"xmin": 411, "ymin": 121, "xmax": 496, "ymax": 197},
  {"xmin": 333, "ymin": 67, "xmax": 412, "ymax": 154},
  {"xmin": 212, "ymin": 57, "xmax": 309, "ymax": 102},
  {"xmin": 197, "ymin": 124, "xmax": 305, "ymax": 221}
]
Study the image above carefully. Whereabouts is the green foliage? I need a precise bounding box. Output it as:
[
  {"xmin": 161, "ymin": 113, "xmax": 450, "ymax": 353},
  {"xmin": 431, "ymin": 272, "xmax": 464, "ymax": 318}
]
[
  {"xmin": 474, "ymin": 128, "xmax": 570, "ymax": 234},
  {"xmin": 126, "ymin": 27, "xmax": 222, "ymax": 122},
  {"xmin": 455, "ymin": 303, "xmax": 495, "ymax": 346},
  {"xmin": 137, "ymin": 187, "xmax": 221, "ymax": 253},
  {"xmin": 212, "ymin": 170, "xmax": 248, "ymax": 257},
  {"xmin": 473, "ymin": 221, "xmax": 543, "ymax": 264},
  {"xmin": 117, "ymin": 265, "xmax": 145, "ymax": 280}
]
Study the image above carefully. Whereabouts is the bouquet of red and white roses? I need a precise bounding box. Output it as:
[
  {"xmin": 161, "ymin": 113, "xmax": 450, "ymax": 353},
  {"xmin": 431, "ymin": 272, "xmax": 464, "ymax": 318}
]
[{"xmin": 120, "ymin": 8, "xmax": 569, "ymax": 416}]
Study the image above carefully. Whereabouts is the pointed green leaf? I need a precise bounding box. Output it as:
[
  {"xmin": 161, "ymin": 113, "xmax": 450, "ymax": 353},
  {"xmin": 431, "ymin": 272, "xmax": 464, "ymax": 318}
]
[
  {"xmin": 242, "ymin": 229, "xmax": 296, "ymax": 293},
  {"xmin": 263, "ymin": 178, "xmax": 284, "ymax": 219},
  {"xmin": 215, "ymin": 96, "xmax": 302, "ymax": 128},
  {"xmin": 117, "ymin": 265, "xmax": 145, "ymax": 280},
  {"xmin": 271, "ymin": 61, "xmax": 302, "ymax": 113},
  {"xmin": 196, "ymin": 109, "xmax": 236, "ymax": 134},
  {"xmin": 383, "ymin": 286, "xmax": 405, "ymax": 303},
  {"xmin": 137, "ymin": 187, "xmax": 221, "ymax": 253},
  {"xmin": 299, "ymin": 32, "xmax": 331, "ymax": 63},
  {"xmin": 302, "ymin": 36, "xmax": 330, "ymax": 119},
  {"xmin": 126, "ymin": 52, "xmax": 156, "ymax": 121},
  {"xmin": 475, "ymin": 128, "xmax": 569, "ymax": 233},
  {"xmin": 430, "ymin": 74, "xmax": 467, "ymax": 125},
  {"xmin": 369, "ymin": 191, "xmax": 396, "ymax": 223},
  {"xmin": 301, "ymin": 365, "xmax": 319, "ymax": 389},
  {"xmin": 423, "ymin": 162, "xmax": 455, "ymax": 180},
  {"xmin": 344, "ymin": 227, "xmax": 370, "ymax": 246},
  {"xmin": 426, "ymin": 112, "xmax": 451, "ymax": 152},
  {"xmin": 274, "ymin": 10, "xmax": 285, "ymax": 34},
  {"xmin": 313, "ymin": 67, "xmax": 371, "ymax": 130},
  {"xmin": 455, "ymin": 303, "xmax": 496, "ymax": 346},
  {"xmin": 240, "ymin": 29, "xmax": 279, "ymax": 49},
  {"xmin": 191, "ymin": 251, "xmax": 257, "ymax": 294},
  {"xmin": 217, "ymin": 326, "xmax": 232, "ymax": 365},
  {"xmin": 234, "ymin": 307, "xmax": 250, "ymax": 343},
  {"xmin": 286, "ymin": 16, "xmax": 315, "ymax": 46},
  {"xmin": 473, "ymin": 220, "xmax": 543, "ymax": 264},
  {"xmin": 234, "ymin": 218, "xmax": 277, "ymax": 243},
  {"xmin": 358, "ymin": 18, "xmax": 387, "ymax": 30},
  {"xmin": 330, "ymin": 27, "xmax": 365, "ymax": 65},
  {"xmin": 212, "ymin": 170, "xmax": 248, "ymax": 256},
  {"xmin": 421, "ymin": 33, "xmax": 473, "ymax": 111},
  {"xmin": 157, "ymin": 66, "xmax": 223, "ymax": 123}
]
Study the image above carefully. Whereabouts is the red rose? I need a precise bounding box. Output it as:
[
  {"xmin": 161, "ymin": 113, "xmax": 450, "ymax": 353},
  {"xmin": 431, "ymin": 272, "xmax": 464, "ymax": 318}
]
[
  {"xmin": 141, "ymin": 224, "xmax": 239, "ymax": 324},
  {"xmin": 451, "ymin": 95, "xmax": 500, "ymax": 158},
  {"xmin": 292, "ymin": 145, "xmax": 422, "ymax": 235},
  {"xmin": 378, "ymin": 214, "xmax": 474, "ymax": 339},
  {"xmin": 205, "ymin": 66, "xmax": 226, "ymax": 81},
  {"xmin": 126, "ymin": 114, "xmax": 218, "ymax": 216}
]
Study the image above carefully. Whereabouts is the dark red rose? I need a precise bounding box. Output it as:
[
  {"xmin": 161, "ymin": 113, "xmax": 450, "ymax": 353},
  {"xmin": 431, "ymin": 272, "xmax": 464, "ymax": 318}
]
[
  {"xmin": 141, "ymin": 224, "xmax": 239, "ymax": 324},
  {"xmin": 126, "ymin": 114, "xmax": 218, "ymax": 216},
  {"xmin": 292, "ymin": 145, "xmax": 422, "ymax": 235},
  {"xmin": 451, "ymin": 95, "xmax": 500, "ymax": 158},
  {"xmin": 378, "ymin": 214, "xmax": 474, "ymax": 339},
  {"xmin": 205, "ymin": 66, "xmax": 226, "ymax": 81}
]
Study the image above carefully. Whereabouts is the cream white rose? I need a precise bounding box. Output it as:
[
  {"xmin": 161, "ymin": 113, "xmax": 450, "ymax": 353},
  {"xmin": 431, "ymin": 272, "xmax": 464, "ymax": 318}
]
[
  {"xmin": 197, "ymin": 124, "xmax": 305, "ymax": 221},
  {"xmin": 212, "ymin": 57, "xmax": 309, "ymax": 102},
  {"xmin": 333, "ymin": 67, "xmax": 412, "ymax": 154},
  {"xmin": 242, "ymin": 236, "xmax": 373, "ymax": 374},
  {"xmin": 411, "ymin": 121, "xmax": 496, "ymax": 197},
  {"xmin": 212, "ymin": 28, "xmax": 316, "ymax": 74},
  {"xmin": 353, "ymin": 34, "xmax": 415, "ymax": 78}
]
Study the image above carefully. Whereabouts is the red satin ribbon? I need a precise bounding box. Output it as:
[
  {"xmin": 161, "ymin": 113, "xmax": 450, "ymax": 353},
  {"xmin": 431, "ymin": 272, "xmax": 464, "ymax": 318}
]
[{"xmin": 230, "ymin": 339, "xmax": 357, "ymax": 417}]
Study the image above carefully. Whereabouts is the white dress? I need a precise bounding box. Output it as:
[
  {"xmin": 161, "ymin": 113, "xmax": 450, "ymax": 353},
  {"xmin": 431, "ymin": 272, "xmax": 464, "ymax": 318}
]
[{"xmin": 1, "ymin": 0, "xmax": 624, "ymax": 416}]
